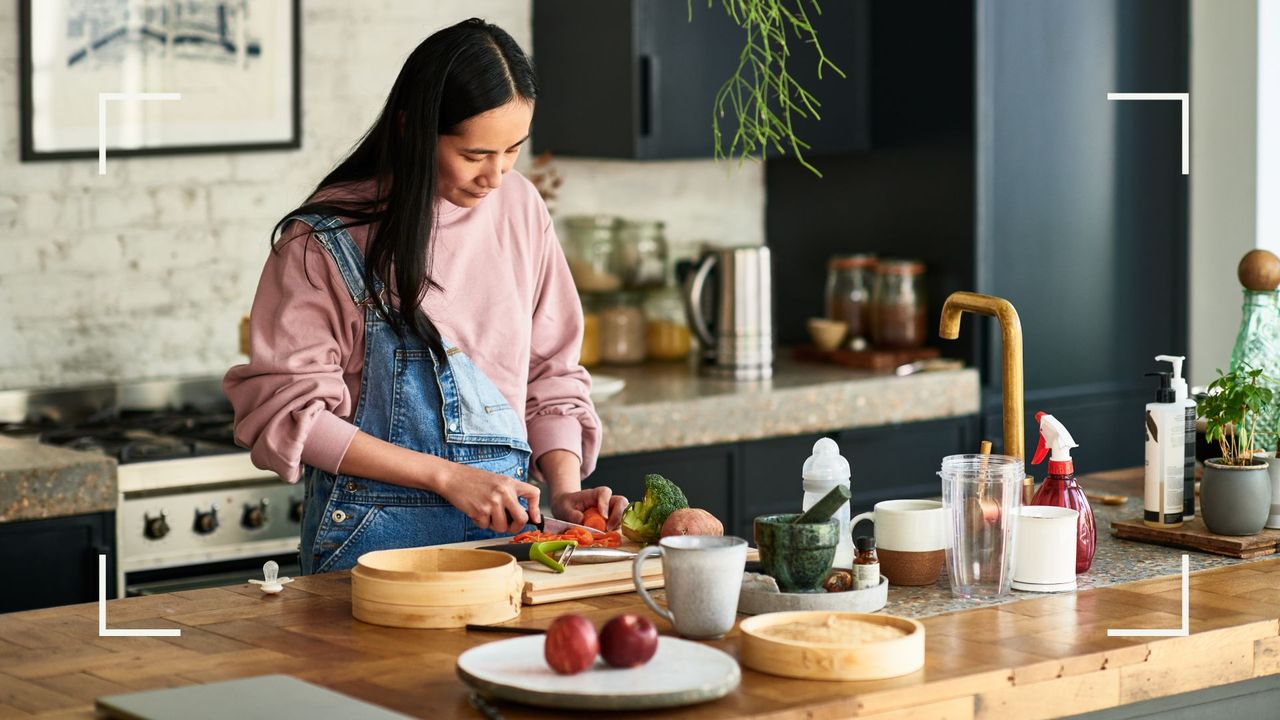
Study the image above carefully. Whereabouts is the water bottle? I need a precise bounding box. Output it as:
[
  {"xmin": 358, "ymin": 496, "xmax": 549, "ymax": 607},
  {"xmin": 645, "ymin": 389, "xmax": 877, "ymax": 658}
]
[{"xmin": 802, "ymin": 438, "xmax": 854, "ymax": 568}]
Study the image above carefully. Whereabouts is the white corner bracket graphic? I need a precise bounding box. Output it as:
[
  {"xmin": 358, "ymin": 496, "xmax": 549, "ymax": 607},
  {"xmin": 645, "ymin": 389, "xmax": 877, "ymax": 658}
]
[
  {"xmin": 1107, "ymin": 554, "xmax": 1189, "ymax": 637},
  {"xmin": 1106, "ymin": 92, "xmax": 1190, "ymax": 175},
  {"xmin": 97, "ymin": 92, "xmax": 182, "ymax": 175},
  {"xmin": 98, "ymin": 554, "xmax": 181, "ymax": 637}
]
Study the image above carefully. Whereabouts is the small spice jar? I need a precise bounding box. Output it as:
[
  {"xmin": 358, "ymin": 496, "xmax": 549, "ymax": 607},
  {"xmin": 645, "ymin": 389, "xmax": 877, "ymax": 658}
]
[
  {"xmin": 852, "ymin": 536, "xmax": 880, "ymax": 590},
  {"xmin": 564, "ymin": 216, "xmax": 622, "ymax": 294},
  {"xmin": 615, "ymin": 219, "xmax": 668, "ymax": 289},
  {"xmin": 599, "ymin": 291, "xmax": 647, "ymax": 364},
  {"xmin": 579, "ymin": 295, "xmax": 601, "ymax": 367},
  {"xmin": 871, "ymin": 259, "xmax": 927, "ymax": 349},
  {"xmin": 825, "ymin": 254, "xmax": 877, "ymax": 350}
]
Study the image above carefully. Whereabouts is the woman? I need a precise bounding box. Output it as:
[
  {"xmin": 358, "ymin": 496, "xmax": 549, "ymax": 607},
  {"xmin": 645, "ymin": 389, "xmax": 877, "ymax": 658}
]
[{"xmin": 224, "ymin": 19, "xmax": 624, "ymax": 574}]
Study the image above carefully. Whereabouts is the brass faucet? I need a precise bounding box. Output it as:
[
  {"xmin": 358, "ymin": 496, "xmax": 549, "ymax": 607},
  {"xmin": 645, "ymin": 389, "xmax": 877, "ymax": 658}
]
[{"xmin": 939, "ymin": 291, "xmax": 1033, "ymax": 501}]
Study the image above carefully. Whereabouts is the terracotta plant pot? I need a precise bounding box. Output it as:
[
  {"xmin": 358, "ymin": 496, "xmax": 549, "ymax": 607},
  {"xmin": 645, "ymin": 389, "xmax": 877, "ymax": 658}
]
[{"xmin": 1200, "ymin": 458, "xmax": 1272, "ymax": 536}]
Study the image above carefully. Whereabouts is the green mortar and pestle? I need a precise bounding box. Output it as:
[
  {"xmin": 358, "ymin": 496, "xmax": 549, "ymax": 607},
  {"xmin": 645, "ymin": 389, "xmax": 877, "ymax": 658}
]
[{"xmin": 753, "ymin": 484, "xmax": 850, "ymax": 593}]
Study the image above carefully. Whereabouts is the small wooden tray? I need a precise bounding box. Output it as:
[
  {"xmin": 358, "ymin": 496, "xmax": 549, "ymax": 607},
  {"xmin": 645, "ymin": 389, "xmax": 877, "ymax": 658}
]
[
  {"xmin": 351, "ymin": 548, "xmax": 522, "ymax": 628},
  {"xmin": 794, "ymin": 345, "xmax": 940, "ymax": 371},
  {"xmin": 739, "ymin": 611, "xmax": 924, "ymax": 681},
  {"xmin": 1111, "ymin": 517, "xmax": 1280, "ymax": 559}
]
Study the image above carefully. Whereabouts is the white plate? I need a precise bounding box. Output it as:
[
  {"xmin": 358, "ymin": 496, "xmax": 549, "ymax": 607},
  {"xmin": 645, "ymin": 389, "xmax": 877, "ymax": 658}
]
[
  {"xmin": 589, "ymin": 374, "xmax": 625, "ymax": 402},
  {"xmin": 456, "ymin": 635, "xmax": 740, "ymax": 710}
]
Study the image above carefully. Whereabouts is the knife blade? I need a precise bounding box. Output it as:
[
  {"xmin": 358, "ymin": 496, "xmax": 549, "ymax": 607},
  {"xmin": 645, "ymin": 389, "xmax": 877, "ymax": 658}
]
[{"xmin": 537, "ymin": 516, "xmax": 605, "ymax": 536}]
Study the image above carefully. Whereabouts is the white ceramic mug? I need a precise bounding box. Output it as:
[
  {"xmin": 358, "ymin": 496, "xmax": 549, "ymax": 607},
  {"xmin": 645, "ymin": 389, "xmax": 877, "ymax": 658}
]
[
  {"xmin": 1011, "ymin": 506, "xmax": 1079, "ymax": 592},
  {"xmin": 851, "ymin": 499, "xmax": 948, "ymax": 586},
  {"xmin": 633, "ymin": 535, "xmax": 748, "ymax": 640}
]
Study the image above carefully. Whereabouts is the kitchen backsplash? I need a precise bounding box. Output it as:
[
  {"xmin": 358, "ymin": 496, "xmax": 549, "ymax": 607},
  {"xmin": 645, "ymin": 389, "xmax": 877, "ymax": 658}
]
[{"xmin": 0, "ymin": 0, "xmax": 763, "ymax": 390}]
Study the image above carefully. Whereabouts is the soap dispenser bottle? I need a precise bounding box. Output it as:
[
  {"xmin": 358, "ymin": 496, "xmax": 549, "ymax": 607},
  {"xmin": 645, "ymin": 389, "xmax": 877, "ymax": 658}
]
[
  {"xmin": 1144, "ymin": 371, "xmax": 1185, "ymax": 528},
  {"xmin": 1154, "ymin": 355, "xmax": 1197, "ymax": 520},
  {"xmin": 1030, "ymin": 412, "xmax": 1096, "ymax": 573},
  {"xmin": 802, "ymin": 438, "xmax": 854, "ymax": 568}
]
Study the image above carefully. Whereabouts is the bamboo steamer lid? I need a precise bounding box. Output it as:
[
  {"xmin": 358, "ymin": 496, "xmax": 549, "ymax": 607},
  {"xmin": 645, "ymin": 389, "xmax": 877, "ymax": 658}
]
[
  {"xmin": 1238, "ymin": 249, "xmax": 1280, "ymax": 291},
  {"xmin": 739, "ymin": 611, "xmax": 924, "ymax": 681},
  {"xmin": 351, "ymin": 548, "xmax": 522, "ymax": 629}
]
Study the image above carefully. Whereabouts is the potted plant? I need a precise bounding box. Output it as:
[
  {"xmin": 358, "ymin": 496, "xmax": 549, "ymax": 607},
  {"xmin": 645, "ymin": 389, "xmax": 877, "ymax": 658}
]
[{"xmin": 1198, "ymin": 364, "xmax": 1275, "ymax": 535}]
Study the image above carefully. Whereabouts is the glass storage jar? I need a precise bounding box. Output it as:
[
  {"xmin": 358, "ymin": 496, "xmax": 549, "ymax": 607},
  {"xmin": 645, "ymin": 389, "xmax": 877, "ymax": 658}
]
[
  {"xmin": 643, "ymin": 283, "xmax": 692, "ymax": 361},
  {"xmin": 616, "ymin": 219, "xmax": 668, "ymax": 289},
  {"xmin": 564, "ymin": 215, "xmax": 622, "ymax": 294},
  {"xmin": 579, "ymin": 294, "xmax": 601, "ymax": 367},
  {"xmin": 599, "ymin": 291, "xmax": 647, "ymax": 364},
  {"xmin": 871, "ymin": 259, "xmax": 927, "ymax": 349},
  {"xmin": 824, "ymin": 254, "xmax": 877, "ymax": 350}
]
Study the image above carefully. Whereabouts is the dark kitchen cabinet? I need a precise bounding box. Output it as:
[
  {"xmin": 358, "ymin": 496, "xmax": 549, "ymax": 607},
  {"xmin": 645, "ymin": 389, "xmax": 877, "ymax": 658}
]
[
  {"xmin": 589, "ymin": 415, "xmax": 976, "ymax": 540},
  {"xmin": 0, "ymin": 512, "xmax": 115, "ymax": 613},
  {"xmin": 531, "ymin": 0, "xmax": 870, "ymax": 159},
  {"xmin": 587, "ymin": 444, "xmax": 736, "ymax": 526},
  {"xmin": 767, "ymin": 0, "xmax": 1187, "ymax": 472}
]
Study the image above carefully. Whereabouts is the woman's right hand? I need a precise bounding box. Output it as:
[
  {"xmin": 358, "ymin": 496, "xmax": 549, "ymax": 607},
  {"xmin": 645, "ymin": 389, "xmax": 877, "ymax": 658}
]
[{"xmin": 436, "ymin": 463, "xmax": 542, "ymax": 533}]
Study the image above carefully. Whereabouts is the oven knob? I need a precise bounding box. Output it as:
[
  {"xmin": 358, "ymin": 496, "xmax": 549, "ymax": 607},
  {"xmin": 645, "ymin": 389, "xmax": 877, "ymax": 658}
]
[
  {"xmin": 143, "ymin": 512, "xmax": 169, "ymax": 540},
  {"xmin": 242, "ymin": 499, "xmax": 269, "ymax": 529},
  {"xmin": 194, "ymin": 506, "xmax": 219, "ymax": 535},
  {"xmin": 289, "ymin": 498, "xmax": 304, "ymax": 523}
]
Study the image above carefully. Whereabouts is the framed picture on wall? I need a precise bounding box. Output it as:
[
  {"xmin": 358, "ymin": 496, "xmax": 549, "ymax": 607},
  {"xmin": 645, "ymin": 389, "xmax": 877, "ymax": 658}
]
[{"xmin": 18, "ymin": 0, "xmax": 301, "ymax": 161}]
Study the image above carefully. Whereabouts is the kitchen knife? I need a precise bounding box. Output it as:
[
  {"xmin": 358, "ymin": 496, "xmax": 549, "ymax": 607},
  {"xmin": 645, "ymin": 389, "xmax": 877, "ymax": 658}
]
[{"xmin": 502, "ymin": 513, "xmax": 606, "ymax": 536}]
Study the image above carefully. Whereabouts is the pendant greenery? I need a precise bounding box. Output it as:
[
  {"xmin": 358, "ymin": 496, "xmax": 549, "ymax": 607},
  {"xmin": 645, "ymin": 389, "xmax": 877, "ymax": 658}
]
[{"xmin": 695, "ymin": 0, "xmax": 845, "ymax": 177}]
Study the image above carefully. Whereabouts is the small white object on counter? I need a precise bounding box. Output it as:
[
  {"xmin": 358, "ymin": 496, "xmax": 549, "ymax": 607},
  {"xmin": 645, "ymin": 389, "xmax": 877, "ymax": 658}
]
[
  {"xmin": 588, "ymin": 374, "xmax": 625, "ymax": 402},
  {"xmin": 802, "ymin": 438, "xmax": 854, "ymax": 568},
  {"xmin": 248, "ymin": 560, "xmax": 293, "ymax": 594}
]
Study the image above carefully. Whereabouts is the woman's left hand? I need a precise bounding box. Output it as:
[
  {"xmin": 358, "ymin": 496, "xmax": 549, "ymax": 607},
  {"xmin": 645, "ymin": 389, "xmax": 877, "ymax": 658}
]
[{"xmin": 551, "ymin": 487, "xmax": 629, "ymax": 531}]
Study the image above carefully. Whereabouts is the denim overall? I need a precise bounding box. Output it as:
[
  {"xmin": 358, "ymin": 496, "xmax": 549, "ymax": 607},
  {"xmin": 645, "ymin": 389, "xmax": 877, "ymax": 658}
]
[{"xmin": 289, "ymin": 213, "xmax": 533, "ymax": 575}]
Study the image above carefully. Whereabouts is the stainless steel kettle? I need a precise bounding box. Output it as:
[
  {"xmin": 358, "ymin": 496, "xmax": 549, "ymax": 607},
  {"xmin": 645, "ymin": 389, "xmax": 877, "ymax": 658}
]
[{"xmin": 683, "ymin": 246, "xmax": 774, "ymax": 380}]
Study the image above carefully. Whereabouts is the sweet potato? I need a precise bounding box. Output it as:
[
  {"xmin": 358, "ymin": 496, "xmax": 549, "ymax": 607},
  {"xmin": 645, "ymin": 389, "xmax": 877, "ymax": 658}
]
[{"xmin": 659, "ymin": 508, "xmax": 724, "ymax": 537}]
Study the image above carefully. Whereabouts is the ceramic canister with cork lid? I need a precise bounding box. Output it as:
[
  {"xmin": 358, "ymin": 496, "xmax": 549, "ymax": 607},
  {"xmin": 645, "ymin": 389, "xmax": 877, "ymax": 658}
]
[{"xmin": 801, "ymin": 438, "xmax": 854, "ymax": 569}]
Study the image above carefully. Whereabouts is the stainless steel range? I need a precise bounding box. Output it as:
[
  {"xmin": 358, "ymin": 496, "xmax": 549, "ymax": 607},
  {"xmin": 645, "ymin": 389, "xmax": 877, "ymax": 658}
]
[{"xmin": 0, "ymin": 378, "xmax": 303, "ymax": 597}]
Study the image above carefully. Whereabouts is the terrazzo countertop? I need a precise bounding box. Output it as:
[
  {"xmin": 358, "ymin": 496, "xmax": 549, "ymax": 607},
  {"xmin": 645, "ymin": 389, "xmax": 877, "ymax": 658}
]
[
  {"xmin": 0, "ymin": 436, "xmax": 116, "ymax": 523},
  {"xmin": 884, "ymin": 469, "xmax": 1272, "ymax": 618},
  {"xmin": 592, "ymin": 357, "xmax": 980, "ymax": 456}
]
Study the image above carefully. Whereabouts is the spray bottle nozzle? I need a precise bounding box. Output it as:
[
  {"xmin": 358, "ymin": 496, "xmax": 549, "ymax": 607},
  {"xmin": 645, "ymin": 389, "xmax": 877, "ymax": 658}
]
[{"xmin": 1032, "ymin": 411, "xmax": 1078, "ymax": 475}]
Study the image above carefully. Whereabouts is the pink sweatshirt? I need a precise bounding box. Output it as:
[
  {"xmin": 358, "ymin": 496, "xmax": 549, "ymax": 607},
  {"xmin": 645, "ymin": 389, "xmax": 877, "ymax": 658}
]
[{"xmin": 223, "ymin": 171, "xmax": 600, "ymax": 485}]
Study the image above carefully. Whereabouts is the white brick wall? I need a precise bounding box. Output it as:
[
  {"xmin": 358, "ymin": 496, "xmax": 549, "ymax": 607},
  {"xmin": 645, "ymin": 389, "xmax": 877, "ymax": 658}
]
[{"xmin": 0, "ymin": 1, "xmax": 763, "ymax": 390}]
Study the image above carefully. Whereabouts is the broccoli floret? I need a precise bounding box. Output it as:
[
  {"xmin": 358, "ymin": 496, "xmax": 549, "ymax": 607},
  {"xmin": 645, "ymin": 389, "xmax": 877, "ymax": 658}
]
[{"xmin": 621, "ymin": 474, "xmax": 690, "ymax": 543}]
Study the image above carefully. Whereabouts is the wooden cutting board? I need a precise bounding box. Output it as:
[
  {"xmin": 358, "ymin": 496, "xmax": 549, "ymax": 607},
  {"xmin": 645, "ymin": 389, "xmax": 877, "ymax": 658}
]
[
  {"xmin": 793, "ymin": 345, "xmax": 941, "ymax": 370},
  {"xmin": 1111, "ymin": 517, "xmax": 1280, "ymax": 559},
  {"xmin": 438, "ymin": 538, "xmax": 758, "ymax": 605}
]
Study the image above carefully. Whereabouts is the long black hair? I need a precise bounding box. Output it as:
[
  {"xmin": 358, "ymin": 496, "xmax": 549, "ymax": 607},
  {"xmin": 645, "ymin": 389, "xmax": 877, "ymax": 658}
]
[{"xmin": 273, "ymin": 18, "xmax": 537, "ymax": 359}]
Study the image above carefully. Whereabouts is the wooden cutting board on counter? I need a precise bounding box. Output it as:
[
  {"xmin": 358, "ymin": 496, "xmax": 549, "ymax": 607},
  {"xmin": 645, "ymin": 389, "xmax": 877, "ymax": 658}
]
[
  {"xmin": 1111, "ymin": 517, "xmax": 1280, "ymax": 559},
  {"xmin": 437, "ymin": 538, "xmax": 759, "ymax": 605}
]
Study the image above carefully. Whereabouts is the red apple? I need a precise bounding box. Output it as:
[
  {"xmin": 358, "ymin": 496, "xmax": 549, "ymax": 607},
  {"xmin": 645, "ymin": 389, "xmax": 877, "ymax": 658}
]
[
  {"xmin": 543, "ymin": 614, "xmax": 599, "ymax": 675},
  {"xmin": 599, "ymin": 614, "xmax": 659, "ymax": 668}
]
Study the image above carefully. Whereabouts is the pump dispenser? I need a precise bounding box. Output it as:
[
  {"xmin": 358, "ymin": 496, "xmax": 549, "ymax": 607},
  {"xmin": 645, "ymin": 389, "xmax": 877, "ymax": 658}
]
[
  {"xmin": 1144, "ymin": 371, "xmax": 1185, "ymax": 528},
  {"xmin": 1030, "ymin": 413, "xmax": 1096, "ymax": 573},
  {"xmin": 1155, "ymin": 355, "xmax": 1197, "ymax": 519}
]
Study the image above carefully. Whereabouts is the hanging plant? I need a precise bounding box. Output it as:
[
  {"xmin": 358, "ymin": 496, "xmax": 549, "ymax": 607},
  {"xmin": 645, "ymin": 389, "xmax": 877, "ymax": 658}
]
[{"xmin": 694, "ymin": 0, "xmax": 845, "ymax": 177}]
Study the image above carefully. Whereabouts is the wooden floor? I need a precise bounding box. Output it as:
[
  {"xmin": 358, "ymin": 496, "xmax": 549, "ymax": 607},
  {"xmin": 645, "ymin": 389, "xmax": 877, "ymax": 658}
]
[{"xmin": 0, "ymin": 554, "xmax": 1277, "ymax": 719}]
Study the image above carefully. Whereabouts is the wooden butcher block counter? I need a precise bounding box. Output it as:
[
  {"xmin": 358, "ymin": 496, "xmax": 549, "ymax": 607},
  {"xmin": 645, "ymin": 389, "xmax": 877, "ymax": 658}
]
[{"xmin": 0, "ymin": 552, "xmax": 1276, "ymax": 720}]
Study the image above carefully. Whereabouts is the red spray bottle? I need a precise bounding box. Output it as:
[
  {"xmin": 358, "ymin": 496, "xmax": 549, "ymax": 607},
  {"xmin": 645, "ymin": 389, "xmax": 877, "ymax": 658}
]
[{"xmin": 1030, "ymin": 411, "xmax": 1096, "ymax": 574}]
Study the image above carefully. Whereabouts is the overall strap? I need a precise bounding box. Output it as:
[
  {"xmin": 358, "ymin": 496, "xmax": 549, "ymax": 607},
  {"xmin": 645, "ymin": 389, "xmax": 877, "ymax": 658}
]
[{"xmin": 283, "ymin": 213, "xmax": 384, "ymax": 306}]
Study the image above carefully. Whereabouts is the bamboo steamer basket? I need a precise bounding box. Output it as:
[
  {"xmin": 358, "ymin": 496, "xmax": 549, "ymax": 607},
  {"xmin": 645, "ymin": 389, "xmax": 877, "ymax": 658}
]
[
  {"xmin": 739, "ymin": 611, "xmax": 925, "ymax": 681},
  {"xmin": 351, "ymin": 547, "xmax": 522, "ymax": 629}
]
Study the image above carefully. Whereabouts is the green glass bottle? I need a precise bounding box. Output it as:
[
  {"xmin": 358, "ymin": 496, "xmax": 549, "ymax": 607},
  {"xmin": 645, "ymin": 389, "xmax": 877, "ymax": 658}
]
[{"xmin": 1229, "ymin": 289, "xmax": 1280, "ymax": 453}]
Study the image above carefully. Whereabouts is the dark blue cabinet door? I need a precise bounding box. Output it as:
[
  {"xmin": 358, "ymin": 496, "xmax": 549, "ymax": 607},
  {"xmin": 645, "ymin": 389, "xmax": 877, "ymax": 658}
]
[{"xmin": 0, "ymin": 512, "xmax": 115, "ymax": 612}]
